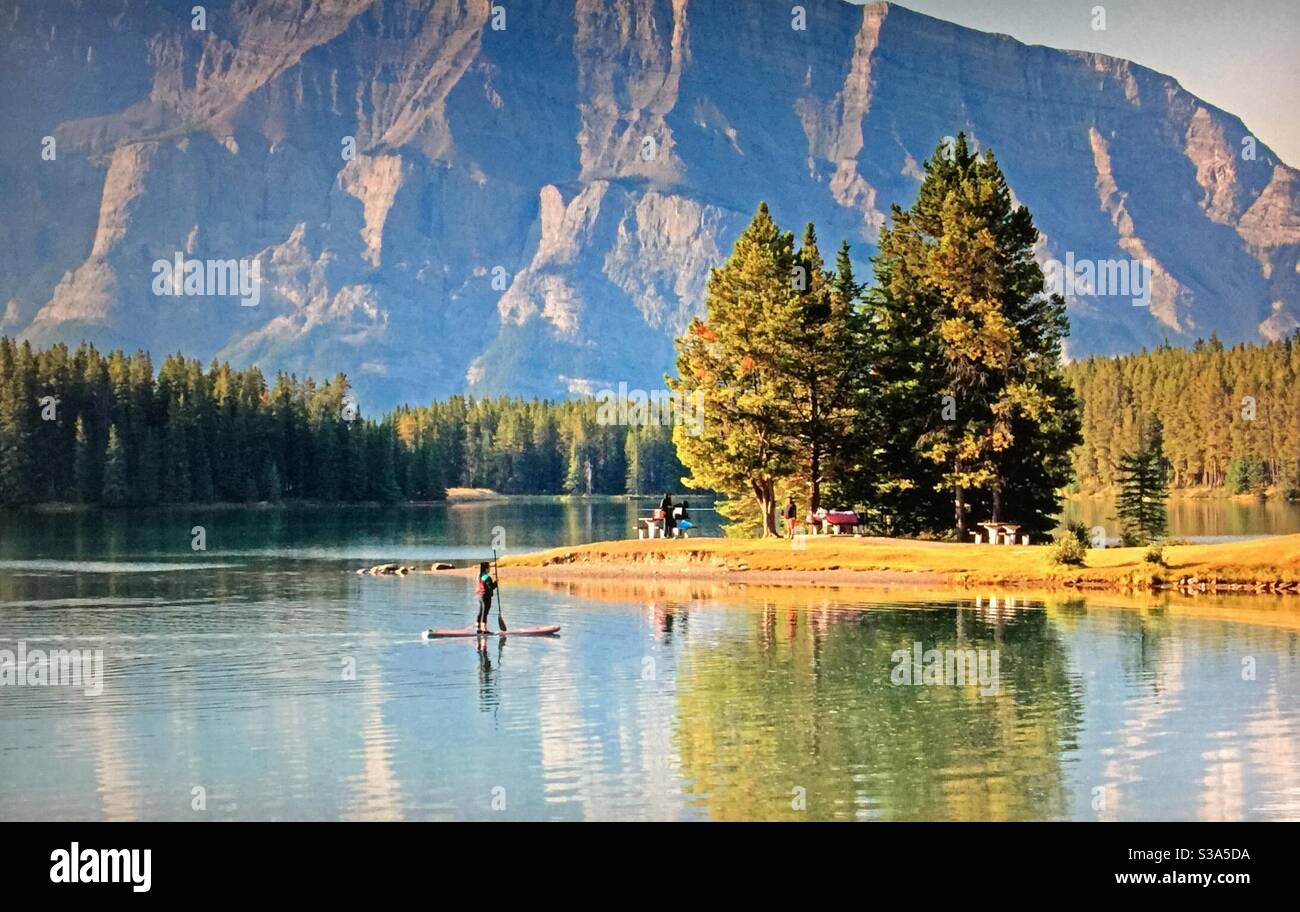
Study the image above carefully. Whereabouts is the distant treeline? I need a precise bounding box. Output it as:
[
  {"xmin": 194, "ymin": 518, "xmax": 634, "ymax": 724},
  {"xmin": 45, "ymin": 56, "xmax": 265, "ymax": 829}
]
[
  {"xmin": 5, "ymin": 332, "xmax": 1299, "ymax": 508},
  {"xmin": 0, "ymin": 338, "xmax": 688, "ymax": 506},
  {"xmin": 1064, "ymin": 335, "xmax": 1300, "ymax": 494}
]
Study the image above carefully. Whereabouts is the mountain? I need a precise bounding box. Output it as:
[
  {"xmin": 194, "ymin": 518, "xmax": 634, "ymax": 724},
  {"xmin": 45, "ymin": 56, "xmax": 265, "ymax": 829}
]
[{"xmin": 2, "ymin": 0, "xmax": 1297, "ymax": 410}]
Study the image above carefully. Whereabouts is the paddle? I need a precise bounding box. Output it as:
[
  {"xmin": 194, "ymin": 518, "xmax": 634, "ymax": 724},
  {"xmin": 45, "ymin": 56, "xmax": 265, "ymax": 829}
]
[{"xmin": 493, "ymin": 549, "xmax": 507, "ymax": 632}]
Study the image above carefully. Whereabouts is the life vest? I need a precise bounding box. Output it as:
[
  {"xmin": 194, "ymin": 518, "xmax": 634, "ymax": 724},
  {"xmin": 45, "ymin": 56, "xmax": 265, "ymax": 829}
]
[{"xmin": 476, "ymin": 573, "xmax": 494, "ymax": 596}]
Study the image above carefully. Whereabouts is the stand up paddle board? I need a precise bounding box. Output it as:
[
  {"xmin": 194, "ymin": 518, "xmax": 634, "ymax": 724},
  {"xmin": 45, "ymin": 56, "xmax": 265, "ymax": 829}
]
[{"xmin": 422, "ymin": 625, "xmax": 560, "ymax": 640}]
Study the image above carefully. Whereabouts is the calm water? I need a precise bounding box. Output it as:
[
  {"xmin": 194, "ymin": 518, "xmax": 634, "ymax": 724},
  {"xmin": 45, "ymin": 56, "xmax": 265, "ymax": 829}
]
[
  {"xmin": 1, "ymin": 504, "xmax": 1298, "ymax": 821},
  {"xmin": 1062, "ymin": 495, "xmax": 1300, "ymax": 541}
]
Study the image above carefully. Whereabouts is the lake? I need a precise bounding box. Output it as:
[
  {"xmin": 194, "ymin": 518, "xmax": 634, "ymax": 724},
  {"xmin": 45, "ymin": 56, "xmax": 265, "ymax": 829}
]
[
  {"xmin": 1061, "ymin": 494, "xmax": 1300, "ymax": 542},
  {"xmin": 1, "ymin": 503, "xmax": 1298, "ymax": 821}
]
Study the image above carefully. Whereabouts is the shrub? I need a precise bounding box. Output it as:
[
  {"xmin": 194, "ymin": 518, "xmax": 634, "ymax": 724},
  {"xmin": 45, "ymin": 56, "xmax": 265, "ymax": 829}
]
[
  {"xmin": 1143, "ymin": 543, "xmax": 1166, "ymax": 567},
  {"xmin": 1064, "ymin": 520, "xmax": 1091, "ymax": 548},
  {"xmin": 1283, "ymin": 463, "xmax": 1300, "ymax": 501},
  {"xmin": 1226, "ymin": 457, "xmax": 1268, "ymax": 495},
  {"xmin": 1048, "ymin": 533, "xmax": 1086, "ymax": 567}
]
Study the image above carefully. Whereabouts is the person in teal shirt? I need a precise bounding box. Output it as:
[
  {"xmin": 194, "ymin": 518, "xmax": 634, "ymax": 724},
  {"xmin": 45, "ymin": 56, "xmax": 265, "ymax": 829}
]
[{"xmin": 474, "ymin": 562, "xmax": 498, "ymax": 633}]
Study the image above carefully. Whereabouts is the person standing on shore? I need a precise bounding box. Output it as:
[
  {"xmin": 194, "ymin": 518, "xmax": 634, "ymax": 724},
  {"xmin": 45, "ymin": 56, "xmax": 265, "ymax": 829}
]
[
  {"xmin": 659, "ymin": 492, "xmax": 674, "ymax": 538},
  {"xmin": 475, "ymin": 562, "xmax": 497, "ymax": 633},
  {"xmin": 784, "ymin": 496, "xmax": 798, "ymax": 539}
]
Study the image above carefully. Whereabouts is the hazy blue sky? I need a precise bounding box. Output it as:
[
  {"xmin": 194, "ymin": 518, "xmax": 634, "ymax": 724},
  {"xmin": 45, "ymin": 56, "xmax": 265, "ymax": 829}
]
[{"xmin": 867, "ymin": 0, "xmax": 1299, "ymax": 165}]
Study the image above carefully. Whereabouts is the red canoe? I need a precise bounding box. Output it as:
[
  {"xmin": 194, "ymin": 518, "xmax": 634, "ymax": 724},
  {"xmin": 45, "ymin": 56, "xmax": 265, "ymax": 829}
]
[{"xmin": 422, "ymin": 625, "xmax": 561, "ymax": 639}]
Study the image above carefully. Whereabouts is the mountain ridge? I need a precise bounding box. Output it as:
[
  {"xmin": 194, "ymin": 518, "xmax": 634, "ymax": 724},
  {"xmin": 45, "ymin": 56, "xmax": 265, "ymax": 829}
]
[{"xmin": 1, "ymin": 0, "xmax": 1296, "ymax": 409}]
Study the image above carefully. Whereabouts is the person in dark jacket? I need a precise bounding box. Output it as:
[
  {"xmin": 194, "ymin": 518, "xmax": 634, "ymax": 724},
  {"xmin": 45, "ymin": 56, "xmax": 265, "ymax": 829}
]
[
  {"xmin": 658, "ymin": 493, "xmax": 673, "ymax": 538},
  {"xmin": 784, "ymin": 496, "xmax": 798, "ymax": 539},
  {"xmin": 474, "ymin": 561, "xmax": 497, "ymax": 633}
]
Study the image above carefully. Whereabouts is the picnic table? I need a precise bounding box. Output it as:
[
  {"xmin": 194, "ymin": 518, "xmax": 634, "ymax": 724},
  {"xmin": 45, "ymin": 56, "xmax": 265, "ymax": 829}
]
[
  {"xmin": 637, "ymin": 509, "xmax": 692, "ymax": 539},
  {"xmin": 974, "ymin": 521, "xmax": 1026, "ymax": 545},
  {"xmin": 808, "ymin": 509, "xmax": 862, "ymax": 535},
  {"xmin": 637, "ymin": 517, "xmax": 664, "ymax": 538}
]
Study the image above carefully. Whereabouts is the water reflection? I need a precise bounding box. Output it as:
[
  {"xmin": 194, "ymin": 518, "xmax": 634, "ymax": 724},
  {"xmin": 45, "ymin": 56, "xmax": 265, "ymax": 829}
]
[
  {"xmin": 2, "ymin": 549, "xmax": 1298, "ymax": 821},
  {"xmin": 524, "ymin": 578, "xmax": 1300, "ymax": 821},
  {"xmin": 1061, "ymin": 494, "xmax": 1300, "ymax": 540},
  {"xmin": 344, "ymin": 673, "xmax": 402, "ymax": 822},
  {"xmin": 476, "ymin": 636, "xmax": 504, "ymax": 713},
  {"xmin": 0, "ymin": 501, "xmax": 723, "ymax": 566},
  {"xmin": 669, "ymin": 591, "xmax": 1079, "ymax": 820}
]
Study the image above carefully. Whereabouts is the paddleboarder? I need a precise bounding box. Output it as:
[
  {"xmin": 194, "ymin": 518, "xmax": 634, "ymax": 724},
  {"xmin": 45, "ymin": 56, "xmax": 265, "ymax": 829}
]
[{"xmin": 475, "ymin": 561, "xmax": 498, "ymax": 634}]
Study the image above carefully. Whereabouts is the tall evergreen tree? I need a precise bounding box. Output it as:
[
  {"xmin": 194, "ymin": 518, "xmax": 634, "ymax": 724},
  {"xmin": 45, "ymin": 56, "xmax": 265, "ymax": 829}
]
[
  {"xmin": 779, "ymin": 226, "xmax": 873, "ymax": 515},
  {"xmin": 1115, "ymin": 420, "xmax": 1170, "ymax": 544},
  {"xmin": 137, "ymin": 429, "xmax": 163, "ymax": 505},
  {"xmin": 162, "ymin": 399, "xmax": 191, "ymax": 503},
  {"xmin": 869, "ymin": 134, "xmax": 1081, "ymax": 538},
  {"xmin": 624, "ymin": 429, "xmax": 642, "ymax": 495},
  {"xmin": 102, "ymin": 424, "xmax": 130, "ymax": 506},
  {"xmin": 0, "ymin": 339, "xmax": 35, "ymax": 504},
  {"xmin": 73, "ymin": 416, "xmax": 99, "ymax": 503},
  {"xmin": 261, "ymin": 458, "xmax": 283, "ymax": 503},
  {"xmin": 669, "ymin": 203, "xmax": 799, "ymax": 535},
  {"xmin": 372, "ymin": 427, "xmax": 403, "ymax": 503},
  {"xmin": 191, "ymin": 436, "xmax": 215, "ymax": 502}
]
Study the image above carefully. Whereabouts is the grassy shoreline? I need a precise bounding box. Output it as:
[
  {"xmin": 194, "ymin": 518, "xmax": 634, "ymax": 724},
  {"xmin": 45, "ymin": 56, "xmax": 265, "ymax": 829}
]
[{"xmin": 497, "ymin": 534, "xmax": 1300, "ymax": 594}]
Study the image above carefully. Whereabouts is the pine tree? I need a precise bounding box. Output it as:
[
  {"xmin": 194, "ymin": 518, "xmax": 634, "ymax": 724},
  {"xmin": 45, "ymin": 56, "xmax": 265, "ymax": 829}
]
[
  {"xmin": 0, "ymin": 340, "xmax": 35, "ymax": 504},
  {"xmin": 73, "ymin": 416, "xmax": 99, "ymax": 503},
  {"xmin": 191, "ymin": 435, "xmax": 215, "ymax": 502},
  {"xmin": 424, "ymin": 442, "xmax": 447, "ymax": 501},
  {"xmin": 668, "ymin": 202, "xmax": 800, "ymax": 535},
  {"xmin": 624, "ymin": 428, "xmax": 642, "ymax": 495},
  {"xmin": 1116, "ymin": 421, "xmax": 1170, "ymax": 544},
  {"xmin": 137, "ymin": 429, "xmax": 162, "ymax": 505},
  {"xmin": 261, "ymin": 459, "xmax": 283, "ymax": 502},
  {"xmin": 530, "ymin": 409, "xmax": 562, "ymax": 493},
  {"xmin": 374, "ymin": 431, "xmax": 402, "ymax": 503},
  {"xmin": 162, "ymin": 401, "xmax": 191, "ymax": 503},
  {"xmin": 1226, "ymin": 456, "xmax": 1267, "ymax": 495},
  {"xmin": 778, "ymin": 227, "xmax": 873, "ymax": 516},
  {"xmin": 564, "ymin": 434, "xmax": 588, "ymax": 495},
  {"xmin": 869, "ymin": 134, "xmax": 1081, "ymax": 538},
  {"xmin": 102, "ymin": 424, "xmax": 131, "ymax": 506}
]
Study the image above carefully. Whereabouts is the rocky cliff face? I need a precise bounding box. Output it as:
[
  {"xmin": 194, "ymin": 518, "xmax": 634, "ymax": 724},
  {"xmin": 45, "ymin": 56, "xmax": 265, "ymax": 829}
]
[{"xmin": 2, "ymin": 0, "xmax": 1297, "ymax": 408}]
